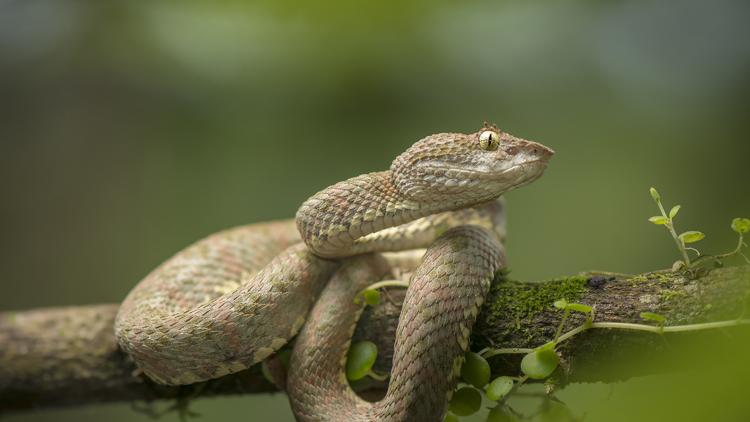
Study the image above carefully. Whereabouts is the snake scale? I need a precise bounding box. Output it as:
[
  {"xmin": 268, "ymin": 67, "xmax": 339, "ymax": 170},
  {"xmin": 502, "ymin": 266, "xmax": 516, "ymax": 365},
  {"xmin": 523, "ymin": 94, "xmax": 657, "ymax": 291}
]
[{"xmin": 115, "ymin": 124, "xmax": 553, "ymax": 421}]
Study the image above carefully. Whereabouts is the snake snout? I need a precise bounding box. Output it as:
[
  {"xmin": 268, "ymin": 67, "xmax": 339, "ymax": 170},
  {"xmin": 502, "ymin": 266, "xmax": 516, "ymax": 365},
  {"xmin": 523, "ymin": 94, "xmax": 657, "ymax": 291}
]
[
  {"xmin": 502, "ymin": 136, "xmax": 554, "ymax": 163},
  {"xmin": 529, "ymin": 141, "xmax": 555, "ymax": 160}
]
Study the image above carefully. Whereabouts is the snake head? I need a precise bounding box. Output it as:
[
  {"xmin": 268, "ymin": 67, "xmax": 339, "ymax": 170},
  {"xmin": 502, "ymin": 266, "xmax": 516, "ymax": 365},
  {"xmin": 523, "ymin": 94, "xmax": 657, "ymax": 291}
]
[{"xmin": 390, "ymin": 124, "xmax": 554, "ymax": 203}]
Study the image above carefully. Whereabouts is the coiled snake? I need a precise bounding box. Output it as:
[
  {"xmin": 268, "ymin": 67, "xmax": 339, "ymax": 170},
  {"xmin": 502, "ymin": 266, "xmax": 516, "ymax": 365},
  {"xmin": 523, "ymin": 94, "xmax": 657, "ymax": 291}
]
[{"xmin": 115, "ymin": 124, "xmax": 553, "ymax": 421}]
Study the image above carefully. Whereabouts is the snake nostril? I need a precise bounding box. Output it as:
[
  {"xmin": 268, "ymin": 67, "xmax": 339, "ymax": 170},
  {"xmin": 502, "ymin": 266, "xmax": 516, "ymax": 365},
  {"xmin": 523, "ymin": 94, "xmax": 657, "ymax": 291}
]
[{"xmin": 533, "ymin": 148, "xmax": 538, "ymax": 155}]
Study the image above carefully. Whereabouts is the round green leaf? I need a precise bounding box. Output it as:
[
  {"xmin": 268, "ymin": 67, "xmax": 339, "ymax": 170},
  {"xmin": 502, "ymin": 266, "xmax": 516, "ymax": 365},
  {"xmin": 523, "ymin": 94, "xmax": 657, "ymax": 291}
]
[
  {"xmin": 443, "ymin": 412, "xmax": 460, "ymax": 422},
  {"xmin": 461, "ymin": 352, "xmax": 491, "ymax": 388},
  {"xmin": 553, "ymin": 299, "xmax": 568, "ymax": 309},
  {"xmin": 521, "ymin": 348, "xmax": 559, "ymax": 379},
  {"xmin": 449, "ymin": 387, "xmax": 482, "ymax": 416},
  {"xmin": 363, "ymin": 289, "xmax": 381, "ymax": 306},
  {"xmin": 731, "ymin": 218, "xmax": 750, "ymax": 234},
  {"xmin": 679, "ymin": 231, "xmax": 705, "ymax": 244},
  {"xmin": 346, "ymin": 341, "xmax": 378, "ymax": 381},
  {"xmin": 485, "ymin": 376, "xmax": 514, "ymax": 401},
  {"xmin": 487, "ymin": 405, "xmax": 519, "ymax": 422}
]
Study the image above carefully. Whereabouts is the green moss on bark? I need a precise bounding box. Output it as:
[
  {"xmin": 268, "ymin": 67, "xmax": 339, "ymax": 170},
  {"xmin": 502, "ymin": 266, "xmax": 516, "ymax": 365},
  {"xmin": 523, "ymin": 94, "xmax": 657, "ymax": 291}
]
[
  {"xmin": 484, "ymin": 274, "xmax": 588, "ymax": 324},
  {"xmin": 474, "ymin": 274, "xmax": 588, "ymax": 348}
]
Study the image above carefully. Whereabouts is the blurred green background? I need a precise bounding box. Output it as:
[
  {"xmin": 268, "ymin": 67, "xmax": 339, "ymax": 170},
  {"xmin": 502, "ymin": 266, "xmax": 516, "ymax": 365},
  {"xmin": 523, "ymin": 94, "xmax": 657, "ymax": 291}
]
[{"xmin": 1, "ymin": 0, "xmax": 749, "ymax": 421}]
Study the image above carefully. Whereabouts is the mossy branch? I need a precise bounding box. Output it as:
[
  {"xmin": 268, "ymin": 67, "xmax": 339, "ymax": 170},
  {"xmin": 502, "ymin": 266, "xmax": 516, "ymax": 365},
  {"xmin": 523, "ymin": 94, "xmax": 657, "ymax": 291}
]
[{"xmin": 2, "ymin": 266, "xmax": 749, "ymax": 413}]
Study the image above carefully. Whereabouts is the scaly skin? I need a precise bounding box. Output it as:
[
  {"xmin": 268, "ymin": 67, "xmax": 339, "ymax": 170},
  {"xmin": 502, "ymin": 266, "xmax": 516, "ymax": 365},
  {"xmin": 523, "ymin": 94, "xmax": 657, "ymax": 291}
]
[
  {"xmin": 288, "ymin": 226, "xmax": 504, "ymax": 421},
  {"xmin": 115, "ymin": 124, "xmax": 553, "ymax": 420}
]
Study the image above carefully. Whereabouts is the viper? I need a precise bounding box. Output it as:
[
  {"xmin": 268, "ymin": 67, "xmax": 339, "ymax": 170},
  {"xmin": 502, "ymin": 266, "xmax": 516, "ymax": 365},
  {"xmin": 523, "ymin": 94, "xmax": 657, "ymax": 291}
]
[{"xmin": 115, "ymin": 123, "xmax": 554, "ymax": 421}]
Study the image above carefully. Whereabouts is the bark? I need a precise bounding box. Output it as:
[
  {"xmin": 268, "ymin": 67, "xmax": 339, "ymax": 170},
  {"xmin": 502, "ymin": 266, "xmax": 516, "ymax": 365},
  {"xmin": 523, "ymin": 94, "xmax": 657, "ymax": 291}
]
[{"xmin": 1, "ymin": 266, "xmax": 749, "ymax": 413}]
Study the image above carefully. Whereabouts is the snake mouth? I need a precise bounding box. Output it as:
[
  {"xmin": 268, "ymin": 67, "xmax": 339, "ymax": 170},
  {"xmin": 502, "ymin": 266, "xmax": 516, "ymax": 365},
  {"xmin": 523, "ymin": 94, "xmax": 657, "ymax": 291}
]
[
  {"xmin": 511, "ymin": 160, "xmax": 549, "ymax": 185},
  {"xmin": 416, "ymin": 158, "xmax": 549, "ymax": 198},
  {"xmin": 421, "ymin": 158, "xmax": 549, "ymax": 179}
]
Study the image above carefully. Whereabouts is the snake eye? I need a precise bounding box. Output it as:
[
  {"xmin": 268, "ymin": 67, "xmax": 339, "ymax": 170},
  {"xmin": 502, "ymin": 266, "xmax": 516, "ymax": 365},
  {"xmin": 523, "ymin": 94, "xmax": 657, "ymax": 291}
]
[{"xmin": 479, "ymin": 131, "xmax": 499, "ymax": 151}]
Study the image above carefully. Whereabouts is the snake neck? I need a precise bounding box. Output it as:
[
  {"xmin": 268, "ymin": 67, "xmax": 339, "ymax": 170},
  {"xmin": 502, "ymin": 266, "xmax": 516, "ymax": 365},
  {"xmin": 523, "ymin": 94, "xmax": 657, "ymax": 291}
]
[{"xmin": 295, "ymin": 170, "xmax": 495, "ymax": 258}]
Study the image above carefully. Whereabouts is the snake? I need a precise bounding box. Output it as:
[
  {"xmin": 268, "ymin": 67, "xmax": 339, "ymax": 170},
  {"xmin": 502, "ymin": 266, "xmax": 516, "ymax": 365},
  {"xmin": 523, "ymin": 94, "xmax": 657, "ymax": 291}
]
[{"xmin": 114, "ymin": 123, "xmax": 554, "ymax": 421}]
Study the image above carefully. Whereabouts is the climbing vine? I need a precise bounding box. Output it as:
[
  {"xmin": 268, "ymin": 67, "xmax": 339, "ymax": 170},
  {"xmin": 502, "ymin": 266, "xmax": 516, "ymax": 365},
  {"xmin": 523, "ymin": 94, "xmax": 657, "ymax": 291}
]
[{"xmin": 647, "ymin": 187, "xmax": 749, "ymax": 269}]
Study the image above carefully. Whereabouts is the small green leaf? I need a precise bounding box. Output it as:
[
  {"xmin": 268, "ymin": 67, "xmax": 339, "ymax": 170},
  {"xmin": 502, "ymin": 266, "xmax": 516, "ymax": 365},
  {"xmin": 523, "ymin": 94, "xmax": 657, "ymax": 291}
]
[
  {"xmin": 362, "ymin": 289, "xmax": 381, "ymax": 306},
  {"xmin": 679, "ymin": 231, "xmax": 705, "ymax": 244},
  {"xmin": 443, "ymin": 412, "xmax": 460, "ymax": 422},
  {"xmin": 486, "ymin": 376, "xmax": 514, "ymax": 401},
  {"xmin": 649, "ymin": 187, "xmax": 661, "ymax": 202},
  {"xmin": 640, "ymin": 312, "xmax": 666, "ymax": 323},
  {"xmin": 521, "ymin": 347, "xmax": 559, "ymax": 379},
  {"xmin": 449, "ymin": 387, "xmax": 482, "ymax": 416},
  {"xmin": 567, "ymin": 303, "xmax": 593, "ymax": 314},
  {"xmin": 553, "ymin": 299, "xmax": 568, "ymax": 310},
  {"xmin": 648, "ymin": 216, "xmax": 669, "ymax": 225},
  {"xmin": 461, "ymin": 352, "xmax": 491, "ymax": 388},
  {"xmin": 731, "ymin": 218, "xmax": 750, "ymax": 234},
  {"xmin": 346, "ymin": 341, "xmax": 378, "ymax": 381},
  {"xmin": 487, "ymin": 405, "xmax": 520, "ymax": 422},
  {"xmin": 669, "ymin": 205, "xmax": 681, "ymax": 219}
]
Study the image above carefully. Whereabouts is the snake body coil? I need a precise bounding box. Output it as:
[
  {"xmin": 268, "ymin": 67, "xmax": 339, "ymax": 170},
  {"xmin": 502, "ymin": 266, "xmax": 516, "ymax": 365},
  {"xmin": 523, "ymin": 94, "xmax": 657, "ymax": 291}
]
[{"xmin": 115, "ymin": 124, "xmax": 553, "ymax": 420}]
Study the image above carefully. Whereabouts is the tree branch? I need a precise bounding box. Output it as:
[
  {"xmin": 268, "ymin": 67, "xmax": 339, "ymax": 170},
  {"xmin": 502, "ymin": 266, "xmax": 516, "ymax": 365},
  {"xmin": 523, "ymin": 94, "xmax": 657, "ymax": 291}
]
[{"xmin": 2, "ymin": 266, "xmax": 749, "ymax": 413}]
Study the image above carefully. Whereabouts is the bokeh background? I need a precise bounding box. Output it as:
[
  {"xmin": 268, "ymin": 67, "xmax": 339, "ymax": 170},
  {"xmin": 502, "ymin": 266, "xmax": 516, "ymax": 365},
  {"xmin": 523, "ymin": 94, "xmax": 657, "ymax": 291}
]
[{"xmin": 2, "ymin": 0, "xmax": 749, "ymax": 421}]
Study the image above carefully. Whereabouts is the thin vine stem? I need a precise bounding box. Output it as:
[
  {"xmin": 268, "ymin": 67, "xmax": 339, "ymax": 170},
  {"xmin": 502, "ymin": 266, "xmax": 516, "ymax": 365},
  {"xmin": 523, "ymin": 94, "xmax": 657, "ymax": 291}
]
[
  {"xmin": 553, "ymin": 308, "xmax": 570, "ymax": 342},
  {"xmin": 659, "ymin": 205, "xmax": 692, "ymax": 266},
  {"xmin": 691, "ymin": 233, "xmax": 749, "ymax": 266},
  {"xmin": 479, "ymin": 318, "xmax": 750, "ymax": 361},
  {"xmin": 364, "ymin": 280, "xmax": 410, "ymax": 291},
  {"xmin": 366, "ymin": 369, "xmax": 389, "ymax": 381},
  {"xmin": 556, "ymin": 318, "xmax": 750, "ymax": 345}
]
